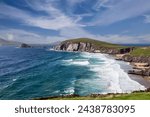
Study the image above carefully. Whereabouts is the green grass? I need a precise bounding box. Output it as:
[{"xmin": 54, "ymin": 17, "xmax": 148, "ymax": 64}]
[
  {"xmin": 130, "ymin": 47, "xmax": 150, "ymax": 56},
  {"xmin": 38, "ymin": 92, "xmax": 150, "ymax": 100},
  {"xmin": 63, "ymin": 38, "xmax": 125, "ymax": 49}
]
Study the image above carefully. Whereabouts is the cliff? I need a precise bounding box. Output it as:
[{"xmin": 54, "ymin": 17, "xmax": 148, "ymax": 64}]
[
  {"xmin": 122, "ymin": 55, "xmax": 150, "ymax": 64},
  {"xmin": 55, "ymin": 38, "xmax": 133, "ymax": 54},
  {"xmin": 55, "ymin": 38, "xmax": 150, "ymax": 77}
]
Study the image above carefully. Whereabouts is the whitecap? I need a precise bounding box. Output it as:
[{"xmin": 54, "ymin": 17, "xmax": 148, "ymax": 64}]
[
  {"xmin": 64, "ymin": 87, "xmax": 75, "ymax": 94},
  {"xmin": 12, "ymin": 79, "xmax": 17, "ymax": 82}
]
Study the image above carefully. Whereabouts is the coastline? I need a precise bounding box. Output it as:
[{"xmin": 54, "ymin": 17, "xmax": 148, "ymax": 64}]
[
  {"xmin": 129, "ymin": 74, "xmax": 150, "ymax": 88},
  {"xmin": 31, "ymin": 50, "xmax": 150, "ymax": 100},
  {"xmin": 52, "ymin": 49, "xmax": 150, "ymax": 90},
  {"xmin": 53, "ymin": 49, "xmax": 150, "ymax": 92},
  {"xmin": 110, "ymin": 54, "xmax": 150, "ymax": 89}
]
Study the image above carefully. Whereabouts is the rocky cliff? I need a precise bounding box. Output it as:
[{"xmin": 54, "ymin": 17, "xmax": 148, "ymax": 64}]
[
  {"xmin": 55, "ymin": 40, "xmax": 133, "ymax": 54},
  {"xmin": 122, "ymin": 55, "xmax": 150, "ymax": 65}
]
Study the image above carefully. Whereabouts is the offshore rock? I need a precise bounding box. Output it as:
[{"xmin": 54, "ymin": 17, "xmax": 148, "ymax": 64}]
[{"xmin": 20, "ymin": 43, "xmax": 31, "ymax": 48}]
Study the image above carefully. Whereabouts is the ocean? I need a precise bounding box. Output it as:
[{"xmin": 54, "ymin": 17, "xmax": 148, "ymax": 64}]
[{"xmin": 0, "ymin": 46, "xmax": 145, "ymax": 99}]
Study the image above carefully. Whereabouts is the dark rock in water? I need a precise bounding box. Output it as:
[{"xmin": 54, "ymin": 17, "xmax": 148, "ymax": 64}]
[{"xmin": 20, "ymin": 43, "xmax": 31, "ymax": 48}]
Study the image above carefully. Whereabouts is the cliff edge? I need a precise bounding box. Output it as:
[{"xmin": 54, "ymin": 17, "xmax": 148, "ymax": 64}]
[{"xmin": 54, "ymin": 38, "xmax": 133, "ymax": 54}]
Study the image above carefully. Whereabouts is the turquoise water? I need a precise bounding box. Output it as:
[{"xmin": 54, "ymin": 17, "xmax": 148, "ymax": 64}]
[{"xmin": 0, "ymin": 46, "xmax": 145, "ymax": 99}]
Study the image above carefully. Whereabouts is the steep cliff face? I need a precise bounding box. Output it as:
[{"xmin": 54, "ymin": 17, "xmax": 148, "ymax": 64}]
[
  {"xmin": 55, "ymin": 42, "xmax": 119, "ymax": 54},
  {"xmin": 54, "ymin": 41, "xmax": 133, "ymax": 54},
  {"xmin": 55, "ymin": 42, "xmax": 94, "ymax": 52}
]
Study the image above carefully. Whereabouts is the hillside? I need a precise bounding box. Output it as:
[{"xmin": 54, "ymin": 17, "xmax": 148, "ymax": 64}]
[
  {"xmin": 130, "ymin": 47, "xmax": 150, "ymax": 56},
  {"xmin": 63, "ymin": 38, "xmax": 123, "ymax": 48},
  {"xmin": 55, "ymin": 38, "xmax": 132, "ymax": 54},
  {"xmin": 0, "ymin": 38, "xmax": 21, "ymax": 46}
]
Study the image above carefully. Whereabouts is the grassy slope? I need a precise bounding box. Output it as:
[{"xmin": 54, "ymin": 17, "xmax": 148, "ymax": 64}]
[
  {"xmin": 47, "ymin": 92, "xmax": 150, "ymax": 100},
  {"xmin": 63, "ymin": 38, "xmax": 125, "ymax": 49},
  {"xmin": 130, "ymin": 47, "xmax": 150, "ymax": 56}
]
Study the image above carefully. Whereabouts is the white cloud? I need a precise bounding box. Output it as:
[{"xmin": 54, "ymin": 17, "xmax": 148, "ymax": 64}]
[
  {"xmin": 59, "ymin": 26, "xmax": 150, "ymax": 44},
  {"xmin": 0, "ymin": 29, "xmax": 44, "ymax": 44},
  {"xmin": 7, "ymin": 33, "xmax": 14, "ymax": 41},
  {"xmin": 91, "ymin": 0, "xmax": 150, "ymax": 26},
  {"xmin": 0, "ymin": 0, "xmax": 150, "ymax": 44},
  {"xmin": 144, "ymin": 15, "xmax": 150, "ymax": 23},
  {"xmin": 0, "ymin": 27, "xmax": 150, "ymax": 44},
  {"xmin": 60, "ymin": 27, "xmax": 94, "ymax": 38},
  {"xmin": 0, "ymin": 1, "xmax": 79, "ymax": 30},
  {"xmin": 66, "ymin": 0, "xmax": 85, "ymax": 6},
  {"xmin": 93, "ymin": 0, "xmax": 111, "ymax": 11}
]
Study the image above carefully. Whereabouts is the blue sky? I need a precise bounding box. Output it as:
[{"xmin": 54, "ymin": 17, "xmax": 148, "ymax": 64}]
[{"xmin": 0, "ymin": 0, "xmax": 150, "ymax": 44}]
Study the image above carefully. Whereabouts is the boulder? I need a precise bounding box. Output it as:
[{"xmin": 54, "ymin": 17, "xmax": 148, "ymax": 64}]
[{"xmin": 122, "ymin": 55, "xmax": 133, "ymax": 62}]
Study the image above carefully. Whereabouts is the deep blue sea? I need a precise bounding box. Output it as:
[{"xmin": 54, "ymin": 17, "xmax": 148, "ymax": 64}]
[{"xmin": 0, "ymin": 46, "xmax": 145, "ymax": 99}]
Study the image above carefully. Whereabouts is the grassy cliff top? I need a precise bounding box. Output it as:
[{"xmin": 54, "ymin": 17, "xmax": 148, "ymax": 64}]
[
  {"xmin": 63, "ymin": 38, "xmax": 125, "ymax": 49},
  {"xmin": 38, "ymin": 92, "xmax": 150, "ymax": 100},
  {"xmin": 130, "ymin": 47, "xmax": 150, "ymax": 56}
]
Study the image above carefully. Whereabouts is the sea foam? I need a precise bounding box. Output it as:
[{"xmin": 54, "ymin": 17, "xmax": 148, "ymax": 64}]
[
  {"xmin": 84, "ymin": 53, "xmax": 145, "ymax": 93},
  {"xmin": 62, "ymin": 52, "xmax": 145, "ymax": 94}
]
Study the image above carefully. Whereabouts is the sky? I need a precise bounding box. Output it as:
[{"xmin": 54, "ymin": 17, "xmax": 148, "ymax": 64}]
[{"xmin": 0, "ymin": 0, "xmax": 150, "ymax": 44}]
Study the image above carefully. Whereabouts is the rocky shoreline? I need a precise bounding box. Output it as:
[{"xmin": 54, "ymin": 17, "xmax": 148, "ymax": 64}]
[
  {"xmin": 55, "ymin": 41, "xmax": 150, "ymax": 79},
  {"xmin": 115, "ymin": 54, "xmax": 150, "ymax": 78}
]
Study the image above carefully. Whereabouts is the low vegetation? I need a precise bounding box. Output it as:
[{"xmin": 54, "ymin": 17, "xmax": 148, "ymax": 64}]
[
  {"xmin": 63, "ymin": 38, "xmax": 125, "ymax": 49},
  {"xmin": 36, "ymin": 92, "xmax": 150, "ymax": 100},
  {"xmin": 130, "ymin": 47, "xmax": 150, "ymax": 56}
]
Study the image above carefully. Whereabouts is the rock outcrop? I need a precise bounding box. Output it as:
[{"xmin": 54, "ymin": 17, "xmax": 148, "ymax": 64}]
[
  {"xmin": 122, "ymin": 55, "xmax": 150, "ymax": 76},
  {"xmin": 122, "ymin": 55, "xmax": 150, "ymax": 65},
  {"xmin": 128, "ymin": 68, "xmax": 150, "ymax": 76},
  {"xmin": 20, "ymin": 43, "xmax": 31, "ymax": 48}
]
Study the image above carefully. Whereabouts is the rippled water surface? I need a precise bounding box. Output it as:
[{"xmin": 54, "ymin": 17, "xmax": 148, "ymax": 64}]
[{"xmin": 0, "ymin": 46, "xmax": 145, "ymax": 99}]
